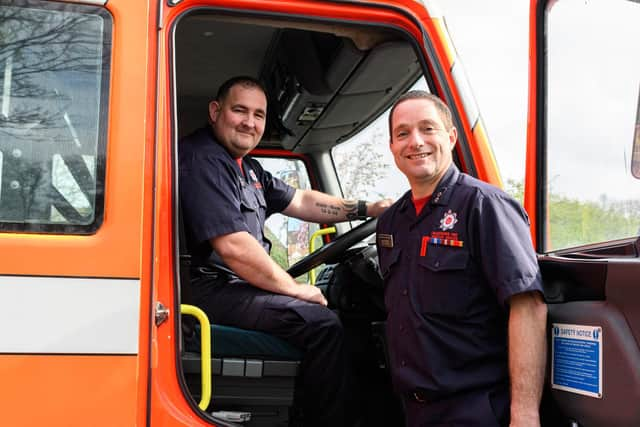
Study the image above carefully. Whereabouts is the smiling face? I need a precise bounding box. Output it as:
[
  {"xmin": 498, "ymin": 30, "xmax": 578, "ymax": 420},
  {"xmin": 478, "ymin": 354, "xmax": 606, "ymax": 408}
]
[
  {"xmin": 209, "ymin": 83, "xmax": 267, "ymax": 158},
  {"xmin": 389, "ymin": 98, "xmax": 457, "ymax": 197}
]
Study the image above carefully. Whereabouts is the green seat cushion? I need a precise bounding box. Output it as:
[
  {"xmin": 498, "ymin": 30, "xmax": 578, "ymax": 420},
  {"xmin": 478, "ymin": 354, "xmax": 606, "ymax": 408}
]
[{"xmin": 186, "ymin": 324, "xmax": 303, "ymax": 360}]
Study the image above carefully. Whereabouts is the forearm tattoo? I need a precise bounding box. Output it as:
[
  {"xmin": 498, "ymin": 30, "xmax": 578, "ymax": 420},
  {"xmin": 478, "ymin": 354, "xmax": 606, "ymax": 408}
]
[
  {"xmin": 314, "ymin": 200, "xmax": 357, "ymax": 219},
  {"xmin": 343, "ymin": 200, "xmax": 358, "ymax": 220}
]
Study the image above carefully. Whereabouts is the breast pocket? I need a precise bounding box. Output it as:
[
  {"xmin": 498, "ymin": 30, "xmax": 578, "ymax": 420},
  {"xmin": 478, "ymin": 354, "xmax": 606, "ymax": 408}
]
[
  {"xmin": 240, "ymin": 185, "xmax": 267, "ymax": 233},
  {"xmin": 416, "ymin": 246, "xmax": 471, "ymax": 315},
  {"xmin": 240, "ymin": 184, "xmax": 264, "ymax": 210}
]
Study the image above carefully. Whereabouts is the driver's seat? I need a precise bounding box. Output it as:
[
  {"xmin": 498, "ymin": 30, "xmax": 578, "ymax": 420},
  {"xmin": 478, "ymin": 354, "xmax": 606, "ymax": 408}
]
[{"xmin": 178, "ymin": 208, "xmax": 303, "ymax": 426}]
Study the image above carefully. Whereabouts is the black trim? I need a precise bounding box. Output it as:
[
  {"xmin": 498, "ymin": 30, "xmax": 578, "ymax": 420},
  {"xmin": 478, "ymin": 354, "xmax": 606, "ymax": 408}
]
[
  {"xmin": 169, "ymin": 7, "xmax": 203, "ymax": 422},
  {"xmin": 539, "ymin": 255, "xmax": 606, "ymax": 303},
  {"xmin": 535, "ymin": 0, "xmax": 548, "ymax": 253},
  {"xmin": 144, "ymin": 1, "xmax": 164, "ymax": 426}
]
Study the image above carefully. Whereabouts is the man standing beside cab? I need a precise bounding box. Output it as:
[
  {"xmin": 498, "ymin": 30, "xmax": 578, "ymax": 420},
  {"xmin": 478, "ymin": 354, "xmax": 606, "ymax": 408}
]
[
  {"xmin": 179, "ymin": 76, "xmax": 391, "ymax": 426},
  {"xmin": 376, "ymin": 91, "xmax": 547, "ymax": 427}
]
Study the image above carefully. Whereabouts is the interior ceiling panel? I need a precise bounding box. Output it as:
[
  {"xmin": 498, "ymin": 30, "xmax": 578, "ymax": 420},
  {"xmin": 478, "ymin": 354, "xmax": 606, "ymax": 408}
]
[
  {"xmin": 175, "ymin": 19, "xmax": 275, "ymax": 98},
  {"xmin": 174, "ymin": 13, "xmax": 420, "ymax": 151}
]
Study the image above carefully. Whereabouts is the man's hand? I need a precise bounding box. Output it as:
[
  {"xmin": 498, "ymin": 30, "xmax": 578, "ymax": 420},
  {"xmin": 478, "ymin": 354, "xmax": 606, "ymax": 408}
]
[
  {"xmin": 292, "ymin": 284, "xmax": 328, "ymax": 306},
  {"xmin": 213, "ymin": 231, "xmax": 328, "ymax": 303},
  {"xmin": 367, "ymin": 198, "xmax": 394, "ymax": 217}
]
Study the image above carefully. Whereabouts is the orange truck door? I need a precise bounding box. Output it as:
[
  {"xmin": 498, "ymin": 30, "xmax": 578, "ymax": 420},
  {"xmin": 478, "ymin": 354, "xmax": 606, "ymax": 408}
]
[
  {"xmin": 526, "ymin": 0, "xmax": 640, "ymax": 425},
  {"xmin": 0, "ymin": 0, "xmax": 156, "ymax": 425}
]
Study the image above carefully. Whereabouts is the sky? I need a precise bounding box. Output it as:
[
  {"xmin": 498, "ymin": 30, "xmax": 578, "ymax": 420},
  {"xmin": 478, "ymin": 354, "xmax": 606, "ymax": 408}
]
[
  {"xmin": 437, "ymin": 0, "xmax": 639, "ymax": 203},
  {"xmin": 437, "ymin": 0, "xmax": 530, "ymax": 185}
]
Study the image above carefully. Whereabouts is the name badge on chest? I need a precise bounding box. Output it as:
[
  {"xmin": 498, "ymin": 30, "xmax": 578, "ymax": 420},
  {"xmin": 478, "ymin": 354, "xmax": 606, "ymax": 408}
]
[{"xmin": 378, "ymin": 234, "xmax": 394, "ymax": 248}]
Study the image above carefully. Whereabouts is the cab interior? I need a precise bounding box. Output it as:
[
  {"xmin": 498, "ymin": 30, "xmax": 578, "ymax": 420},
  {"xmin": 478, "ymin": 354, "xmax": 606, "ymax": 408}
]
[{"xmin": 173, "ymin": 10, "xmax": 423, "ymax": 426}]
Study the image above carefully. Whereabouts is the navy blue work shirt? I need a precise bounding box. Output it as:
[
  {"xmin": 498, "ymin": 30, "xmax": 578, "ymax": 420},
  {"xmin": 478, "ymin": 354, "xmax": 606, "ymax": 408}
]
[
  {"xmin": 179, "ymin": 127, "xmax": 295, "ymax": 270},
  {"xmin": 376, "ymin": 164, "xmax": 543, "ymax": 400}
]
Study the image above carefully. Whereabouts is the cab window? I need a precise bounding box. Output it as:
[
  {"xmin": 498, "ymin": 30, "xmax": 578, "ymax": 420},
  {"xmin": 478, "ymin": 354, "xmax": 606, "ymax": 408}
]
[
  {"xmin": 254, "ymin": 156, "xmax": 316, "ymax": 281},
  {"xmin": 332, "ymin": 79, "xmax": 429, "ymax": 203},
  {"xmin": 0, "ymin": 0, "xmax": 111, "ymax": 233},
  {"xmin": 545, "ymin": 0, "xmax": 640, "ymax": 251}
]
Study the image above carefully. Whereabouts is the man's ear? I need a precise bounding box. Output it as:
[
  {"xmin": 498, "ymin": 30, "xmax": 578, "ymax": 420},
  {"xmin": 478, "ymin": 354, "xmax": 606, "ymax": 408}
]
[
  {"xmin": 208, "ymin": 100, "xmax": 221, "ymax": 124},
  {"xmin": 449, "ymin": 126, "xmax": 458, "ymax": 150}
]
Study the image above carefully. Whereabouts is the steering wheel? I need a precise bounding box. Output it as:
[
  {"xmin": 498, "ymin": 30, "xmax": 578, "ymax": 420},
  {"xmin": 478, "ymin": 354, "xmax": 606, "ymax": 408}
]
[{"xmin": 286, "ymin": 217, "xmax": 378, "ymax": 278}]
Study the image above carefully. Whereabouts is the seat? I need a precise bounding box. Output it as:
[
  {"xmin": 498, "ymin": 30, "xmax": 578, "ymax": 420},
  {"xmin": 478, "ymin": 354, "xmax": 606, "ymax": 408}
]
[
  {"xmin": 185, "ymin": 324, "xmax": 302, "ymax": 360},
  {"xmin": 178, "ymin": 207, "xmax": 302, "ymax": 425}
]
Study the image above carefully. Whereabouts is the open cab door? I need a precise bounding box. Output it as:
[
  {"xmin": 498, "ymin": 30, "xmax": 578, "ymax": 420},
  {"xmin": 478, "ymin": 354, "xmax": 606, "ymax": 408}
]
[{"xmin": 527, "ymin": 1, "xmax": 640, "ymax": 425}]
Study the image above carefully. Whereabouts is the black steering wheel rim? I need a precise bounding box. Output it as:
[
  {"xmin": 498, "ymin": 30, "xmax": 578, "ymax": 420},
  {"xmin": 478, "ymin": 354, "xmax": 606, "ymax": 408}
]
[{"xmin": 286, "ymin": 217, "xmax": 378, "ymax": 278}]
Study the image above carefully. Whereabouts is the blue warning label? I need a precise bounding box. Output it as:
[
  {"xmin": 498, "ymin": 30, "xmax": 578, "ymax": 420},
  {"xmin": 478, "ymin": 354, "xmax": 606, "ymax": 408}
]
[{"xmin": 551, "ymin": 323, "xmax": 602, "ymax": 398}]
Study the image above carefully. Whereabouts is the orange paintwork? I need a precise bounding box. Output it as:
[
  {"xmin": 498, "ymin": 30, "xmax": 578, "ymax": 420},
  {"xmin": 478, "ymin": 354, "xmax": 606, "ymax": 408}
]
[
  {"xmin": 524, "ymin": 0, "xmax": 541, "ymax": 248},
  {"xmin": 0, "ymin": 355, "xmax": 139, "ymax": 427},
  {"xmin": 471, "ymin": 119, "xmax": 503, "ymax": 189},
  {"xmin": 0, "ymin": 0, "xmax": 156, "ymax": 425},
  {"xmin": 0, "ymin": 0, "xmax": 153, "ymax": 279}
]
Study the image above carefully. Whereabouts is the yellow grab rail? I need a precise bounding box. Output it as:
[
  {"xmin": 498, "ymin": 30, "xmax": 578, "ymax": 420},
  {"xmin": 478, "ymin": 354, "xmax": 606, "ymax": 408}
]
[
  {"xmin": 308, "ymin": 226, "xmax": 336, "ymax": 284},
  {"xmin": 181, "ymin": 304, "xmax": 212, "ymax": 410}
]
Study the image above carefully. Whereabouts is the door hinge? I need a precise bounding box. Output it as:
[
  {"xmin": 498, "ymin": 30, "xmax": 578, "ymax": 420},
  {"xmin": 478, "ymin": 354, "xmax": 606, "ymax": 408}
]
[{"xmin": 155, "ymin": 301, "xmax": 170, "ymax": 326}]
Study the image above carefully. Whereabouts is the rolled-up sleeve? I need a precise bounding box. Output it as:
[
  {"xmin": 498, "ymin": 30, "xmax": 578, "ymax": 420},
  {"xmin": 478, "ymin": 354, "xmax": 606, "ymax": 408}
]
[{"xmin": 472, "ymin": 193, "xmax": 543, "ymax": 307}]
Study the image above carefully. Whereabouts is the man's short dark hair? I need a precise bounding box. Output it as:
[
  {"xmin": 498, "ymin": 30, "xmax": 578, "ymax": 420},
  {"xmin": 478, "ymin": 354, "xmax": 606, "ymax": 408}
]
[
  {"xmin": 216, "ymin": 75, "xmax": 267, "ymax": 102},
  {"xmin": 388, "ymin": 91, "xmax": 454, "ymax": 138}
]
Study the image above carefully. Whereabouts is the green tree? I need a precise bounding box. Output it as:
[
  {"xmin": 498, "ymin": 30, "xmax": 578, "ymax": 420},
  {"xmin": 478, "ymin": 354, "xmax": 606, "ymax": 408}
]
[
  {"xmin": 502, "ymin": 179, "xmax": 639, "ymax": 250},
  {"xmin": 505, "ymin": 179, "xmax": 524, "ymax": 204}
]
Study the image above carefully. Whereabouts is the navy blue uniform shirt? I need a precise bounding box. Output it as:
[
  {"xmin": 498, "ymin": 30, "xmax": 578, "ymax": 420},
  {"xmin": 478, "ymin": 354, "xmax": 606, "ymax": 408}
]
[
  {"xmin": 179, "ymin": 127, "xmax": 295, "ymax": 270},
  {"xmin": 376, "ymin": 164, "xmax": 543, "ymax": 400}
]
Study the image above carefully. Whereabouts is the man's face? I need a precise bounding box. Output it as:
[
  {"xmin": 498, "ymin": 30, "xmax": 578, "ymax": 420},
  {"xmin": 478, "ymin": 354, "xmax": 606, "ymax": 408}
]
[
  {"xmin": 209, "ymin": 84, "xmax": 267, "ymax": 158},
  {"xmin": 389, "ymin": 98, "xmax": 457, "ymax": 193}
]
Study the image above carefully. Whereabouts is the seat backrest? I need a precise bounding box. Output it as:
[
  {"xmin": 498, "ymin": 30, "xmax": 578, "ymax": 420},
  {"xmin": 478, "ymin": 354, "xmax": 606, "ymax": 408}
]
[{"xmin": 178, "ymin": 203, "xmax": 198, "ymax": 347}]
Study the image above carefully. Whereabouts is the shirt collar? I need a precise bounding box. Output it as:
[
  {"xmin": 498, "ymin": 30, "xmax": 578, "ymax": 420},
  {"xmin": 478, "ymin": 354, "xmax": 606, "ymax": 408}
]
[
  {"xmin": 397, "ymin": 164, "xmax": 460, "ymax": 212},
  {"xmin": 430, "ymin": 164, "xmax": 459, "ymax": 206}
]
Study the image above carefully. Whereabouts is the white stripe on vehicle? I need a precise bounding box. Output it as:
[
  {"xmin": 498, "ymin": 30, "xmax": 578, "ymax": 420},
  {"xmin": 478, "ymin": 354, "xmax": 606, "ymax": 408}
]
[{"xmin": 0, "ymin": 276, "xmax": 140, "ymax": 354}]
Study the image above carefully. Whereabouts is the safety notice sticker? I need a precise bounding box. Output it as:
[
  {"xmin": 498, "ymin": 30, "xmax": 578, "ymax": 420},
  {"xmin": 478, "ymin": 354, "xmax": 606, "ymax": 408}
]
[{"xmin": 551, "ymin": 323, "xmax": 602, "ymax": 398}]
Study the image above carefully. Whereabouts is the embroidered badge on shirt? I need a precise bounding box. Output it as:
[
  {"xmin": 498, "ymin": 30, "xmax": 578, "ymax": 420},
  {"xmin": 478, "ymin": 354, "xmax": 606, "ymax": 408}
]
[
  {"xmin": 248, "ymin": 169, "xmax": 262, "ymax": 189},
  {"xmin": 378, "ymin": 234, "xmax": 394, "ymax": 248},
  {"xmin": 439, "ymin": 209, "xmax": 458, "ymax": 231},
  {"xmin": 432, "ymin": 186, "xmax": 447, "ymax": 203}
]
